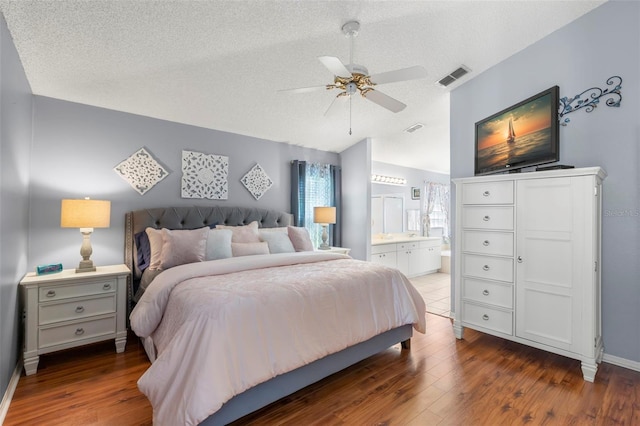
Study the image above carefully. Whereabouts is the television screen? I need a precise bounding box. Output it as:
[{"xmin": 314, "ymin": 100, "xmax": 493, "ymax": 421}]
[{"xmin": 475, "ymin": 86, "xmax": 559, "ymax": 175}]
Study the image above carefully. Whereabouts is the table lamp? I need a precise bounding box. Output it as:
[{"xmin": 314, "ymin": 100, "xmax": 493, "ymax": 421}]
[
  {"xmin": 313, "ymin": 206, "xmax": 336, "ymax": 250},
  {"xmin": 61, "ymin": 198, "xmax": 111, "ymax": 273}
]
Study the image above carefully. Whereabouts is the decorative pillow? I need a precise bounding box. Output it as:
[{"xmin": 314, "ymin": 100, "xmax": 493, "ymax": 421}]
[
  {"xmin": 231, "ymin": 242, "xmax": 270, "ymax": 257},
  {"xmin": 216, "ymin": 221, "xmax": 260, "ymax": 243},
  {"xmin": 159, "ymin": 227, "xmax": 209, "ymax": 270},
  {"xmin": 135, "ymin": 230, "xmax": 151, "ymax": 272},
  {"xmin": 259, "ymin": 227, "xmax": 288, "ymax": 233},
  {"xmin": 206, "ymin": 229, "xmax": 233, "ymax": 260},
  {"xmin": 287, "ymin": 226, "xmax": 314, "ymax": 252},
  {"xmin": 145, "ymin": 227, "xmax": 164, "ymax": 270},
  {"xmin": 260, "ymin": 231, "xmax": 295, "ymax": 254}
]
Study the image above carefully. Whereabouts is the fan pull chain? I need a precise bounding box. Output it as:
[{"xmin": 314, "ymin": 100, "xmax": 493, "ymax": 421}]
[{"xmin": 349, "ymin": 96, "xmax": 352, "ymax": 135}]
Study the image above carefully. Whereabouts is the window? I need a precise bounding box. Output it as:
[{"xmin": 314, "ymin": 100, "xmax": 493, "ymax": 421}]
[{"xmin": 291, "ymin": 161, "xmax": 341, "ymax": 248}]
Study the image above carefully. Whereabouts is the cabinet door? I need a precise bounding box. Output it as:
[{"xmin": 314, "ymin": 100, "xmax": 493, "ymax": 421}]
[
  {"xmin": 515, "ymin": 176, "xmax": 595, "ymax": 353},
  {"xmin": 408, "ymin": 247, "xmax": 427, "ymax": 276},
  {"xmin": 396, "ymin": 249, "xmax": 410, "ymax": 276}
]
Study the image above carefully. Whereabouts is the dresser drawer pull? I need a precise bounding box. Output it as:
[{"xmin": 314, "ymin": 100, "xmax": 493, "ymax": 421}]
[
  {"xmin": 483, "ymin": 191, "xmax": 490, "ymax": 197},
  {"xmin": 46, "ymin": 290, "xmax": 56, "ymax": 298},
  {"xmin": 103, "ymin": 283, "xmax": 112, "ymax": 291},
  {"xmin": 482, "ymin": 314, "xmax": 490, "ymax": 321},
  {"xmin": 75, "ymin": 306, "xmax": 85, "ymax": 313},
  {"xmin": 482, "ymin": 265, "xmax": 490, "ymax": 271},
  {"xmin": 75, "ymin": 328, "xmax": 85, "ymax": 336},
  {"xmin": 482, "ymin": 289, "xmax": 490, "ymax": 296},
  {"xmin": 517, "ymin": 256, "xmax": 523, "ymax": 263},
  {"xmin": 483, "ymin": 215, "xmax": 490, "ymax": 221},
  {"xmin": 483, "ymin": 240, "xmax": 490, "ymax": 246}
]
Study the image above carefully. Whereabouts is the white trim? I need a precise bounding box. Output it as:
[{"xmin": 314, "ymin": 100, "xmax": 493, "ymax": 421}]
[
  {"xmin": 602, "ymin": 353, "xmax": 640, "ymax": 373},
  {"xmin": 0, "ymin": 360, "xmax": 22, "ymax": 424}
]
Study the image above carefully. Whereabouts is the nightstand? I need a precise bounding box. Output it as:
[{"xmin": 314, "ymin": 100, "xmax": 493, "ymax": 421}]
[
  {"xmin": 20, "ymin": 264, "xmax": 130, "ymax": 375},
  {"xmin": 317, "ymin": 246, "xmax": 351, "ymax": 255}
]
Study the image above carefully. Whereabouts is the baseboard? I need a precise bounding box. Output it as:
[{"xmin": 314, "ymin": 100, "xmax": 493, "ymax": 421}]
[
  {"xmin": 0, "ymin": 360, "xmax": 22, "ymax": 424},
  {"xmin": 602, "ymin": 353, "xmax": 640, "ymax": 372}
]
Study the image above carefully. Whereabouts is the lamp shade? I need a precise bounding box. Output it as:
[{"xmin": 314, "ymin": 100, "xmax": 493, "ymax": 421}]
[
  {"xmin": 313, "ymin": 206, "xmax": 336, "ymax": 224},
  {"xmin": 61, "ymin": 199, "xmax": 111, "ymax": 228}
]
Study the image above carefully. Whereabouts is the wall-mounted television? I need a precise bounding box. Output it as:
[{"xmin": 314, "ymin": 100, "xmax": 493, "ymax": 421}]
[{"xmin": 475, "ymin": 86, "xmax": 559, "ymax": 175}]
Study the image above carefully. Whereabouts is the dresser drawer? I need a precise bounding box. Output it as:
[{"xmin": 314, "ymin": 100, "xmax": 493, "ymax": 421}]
[
  {"xmin": 39, "ymin": 279, "xmax": 116, "ymax": 302},
  {"xmin": 462, "ymin": 302, "xmax": 513, "ymax": 335},
  {"xmin": 462, "ymin": 231, "xmax": 514, "ymax": 256},
  {"xmin": 397, "ymin": 242, "xmax": 419, "ymax": 251},
  {"xmin": 462, "ymin": 181, "xmax": 514, "ymax": 205},
  {"xmin": 462, "ymin": 254, "xmax": 513, "ymax": 282},
  {"xmin": 39, "ymin": 295, "xmax": 116, "ymax": 325},
  {"xmin": 461, "ymin": 206, "xmax": 514, "ymax": 230},
  {"xmin": 462, "ymin": 278, "xmax": 513, "ymax": 309},
  {"xmin": 39, "ymin": 316, "xmax": 116, "ymax": 349},
  {"xmin": 371, "ymin": 243, "xmax": 397, "ymax": 255}
]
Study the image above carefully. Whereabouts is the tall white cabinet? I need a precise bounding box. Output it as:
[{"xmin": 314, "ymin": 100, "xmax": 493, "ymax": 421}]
[{"xmin": 452, "ymin": 167, "xmax": 606, "ymax": 382}]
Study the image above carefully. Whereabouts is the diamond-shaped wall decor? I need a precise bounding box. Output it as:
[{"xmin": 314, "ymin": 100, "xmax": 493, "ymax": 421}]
[
  {"xmin": 113, "ymin": 147, "xmax": 168, "ymax": 195},
  {"xmin": 241, "ymin": 163, "xmax": 273, "ymax": 200}
]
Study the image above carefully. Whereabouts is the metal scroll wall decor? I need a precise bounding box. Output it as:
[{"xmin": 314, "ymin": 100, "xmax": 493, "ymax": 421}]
[{"xmin": 558, "ymin": 76, "xmax": 622, "ymax": 126}]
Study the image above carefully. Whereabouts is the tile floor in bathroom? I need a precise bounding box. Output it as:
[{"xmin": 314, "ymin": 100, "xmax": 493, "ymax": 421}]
[{"xmin": 410, "ymin": 272, "xmax": 451, "ymax": 318}]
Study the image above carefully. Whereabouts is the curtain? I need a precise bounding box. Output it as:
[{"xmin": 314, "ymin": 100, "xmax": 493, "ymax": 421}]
[
  {"xmin": 290, "ymin": 160, "xmax": 342, "ymax": 248},
  {"xmin": 421, "ymin": 182, "xmax": 450, "ymax": 240}
]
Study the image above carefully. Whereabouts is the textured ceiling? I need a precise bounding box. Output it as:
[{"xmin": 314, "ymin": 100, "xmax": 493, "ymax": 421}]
[{"xmin": 0, "ymin": 1, "xmax": 605, "ymax": 174}]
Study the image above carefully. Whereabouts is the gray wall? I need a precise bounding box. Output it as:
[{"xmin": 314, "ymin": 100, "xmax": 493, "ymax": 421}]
[
  {"xmin": 450, "ymin": 1, "xmax": 639, "ymax": 362},
  {"xmin": 341, "ymin": 138, "xmax": 372, "ymax": 261},
  {"xmin": 0, "ymin": 13, "xmax": 32, "ymax": 403},
  {"xmin": 29, "ymin": 96, "xmax": 339, "ymax": 271}
]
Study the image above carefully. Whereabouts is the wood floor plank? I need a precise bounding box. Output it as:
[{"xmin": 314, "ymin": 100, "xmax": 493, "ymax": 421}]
[{"xmin": 5, "ymin": 314, "xmax": 640, "ymax": 425}]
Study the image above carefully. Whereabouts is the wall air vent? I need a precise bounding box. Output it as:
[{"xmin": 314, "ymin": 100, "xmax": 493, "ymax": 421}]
[
  {"xmin": 404, "ymin": 123, "xmax": 424, "ymax": 133},
  {"xmin": 436, "ymin": 65, "xmax": 471, "ymax": 87}
]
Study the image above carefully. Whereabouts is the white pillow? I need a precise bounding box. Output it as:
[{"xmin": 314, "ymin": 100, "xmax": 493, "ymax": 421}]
[
  {"xmin": 206, "ymin": 229, "xmax": 233, "ymax": 260},
  {"xmin": 231, "ymin": 242, "xmax": 270, "ymax": 257},
  {"xmin": 259, "ymin": 231, "xmax": 295, "ymax": 254}
]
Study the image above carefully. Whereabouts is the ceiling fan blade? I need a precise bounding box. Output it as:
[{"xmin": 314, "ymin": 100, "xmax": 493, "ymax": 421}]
[
  {"xmin": 362, "ymin": 89, "xmax": 406, "ymax": 113},
  {"xmin": 318, "ymin": 56, "xmax": 352, "ymax": 78},
  {"xmin": 369, "ymin": 65, "xmax": 427, "ymax": 85},
  {"xmin": 278, "ymin": 85, "xmax": 328, "ymax": 94}
]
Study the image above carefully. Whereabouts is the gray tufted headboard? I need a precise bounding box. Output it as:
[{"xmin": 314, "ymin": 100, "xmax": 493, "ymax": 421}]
[{"xmin": 124, "ymin": 206, "xmax": 293, "ymax": 307}]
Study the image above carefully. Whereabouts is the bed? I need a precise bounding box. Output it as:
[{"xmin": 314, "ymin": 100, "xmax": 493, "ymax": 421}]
[{"xmin": 124, "ymin": 206, "xmax": 426, "ymax": 426}]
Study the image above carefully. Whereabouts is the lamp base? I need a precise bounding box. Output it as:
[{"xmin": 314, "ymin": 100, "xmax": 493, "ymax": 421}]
[
  {"xmin": 76, "ymin": 259, "xmax": 96, "ymax": 273},
  {"xmin": 318, "ymin": 243, "xmax": 331, "ymax": 250}
]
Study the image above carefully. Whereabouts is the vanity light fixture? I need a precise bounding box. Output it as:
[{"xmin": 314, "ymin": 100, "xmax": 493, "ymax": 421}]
[{"xmin": 371, "ymin": 174, "xmax": 407, "ymax": 186}]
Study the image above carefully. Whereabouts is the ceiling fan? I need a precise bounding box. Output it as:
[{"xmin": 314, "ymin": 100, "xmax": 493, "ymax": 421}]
[{"xmin": 280, "ymin": 20, "xmax": 428, "ymax": 133}]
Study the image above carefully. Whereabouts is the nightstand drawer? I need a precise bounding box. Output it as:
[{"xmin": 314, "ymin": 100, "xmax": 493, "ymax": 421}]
[
  {"xmin": 39, "ymin": 295, "xmax": 116, "ymax": 325},
  {"xmin": 461, "ymin": 206, "xmax": 514, "ymax": 230},
  {"xmin": 462, "ymin": 302, "xmax": 513, "ymax": 335},
  {"xmin": 39, "ymin": 279, "xmax": 116, "ymax": 302},
  {"xmin": 39, "ymin": 316, "xmax": 116, "ymax": 349}
]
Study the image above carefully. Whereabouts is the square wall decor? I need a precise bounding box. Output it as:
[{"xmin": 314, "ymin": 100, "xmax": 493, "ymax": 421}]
[
  {"xmin": 241, "ymin": 163, "xmax": 273, "ymax": 200},
  {"xmin": 181, "ymin": 150, "xmax": 229, "ymax": 199},
  {"xmin": 113, "ymin": 147, "xmax": 168, "ymax": 195}
]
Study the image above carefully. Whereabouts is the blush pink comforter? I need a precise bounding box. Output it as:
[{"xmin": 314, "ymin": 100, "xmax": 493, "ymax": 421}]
[{"xmin": 130, "ymin": 252, "xmax": 426, "ymax": 425}]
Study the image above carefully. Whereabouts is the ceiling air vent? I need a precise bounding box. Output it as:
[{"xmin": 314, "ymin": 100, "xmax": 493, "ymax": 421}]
[
  {"xmin": 404, "ymin": 123, "xmax": 424, "ymax": 134},
  {"xmin": 436, "ymin": 65, "xmax": 471, "ymax": 87}
]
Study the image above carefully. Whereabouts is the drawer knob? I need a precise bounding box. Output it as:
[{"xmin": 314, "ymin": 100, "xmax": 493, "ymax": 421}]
[
  {"xmin": 482, "ymin": 289, "xmax": 490, "ymax": 296},
  {"xmin": 483, "ymin": 191, "xmax": 490, "ymax": 197},
  {"xmin": 103, "ymin": 283, "xmax": 112, "ymax": 290},
  {"xmin": 483, "ymin": 240, "xmax": 490, "ymax": 246},
  {"xmin": 483, "ymin": 215, "xmax": 491, "ymax": 221},
  {"xmin": 75, "ymin": 328, "xmax": 85, "ymax": 336},
  {"xmin": 517, "ymin": 256, "xmax": 523, "ymax": 263},
  {"xmin": 482, "ymin": 314, "xmax": 490, "ymax": 321},
  {"xmin": 482, "ymin": 265, "xmax": 490, "ymax": 271},
  {"xmin": 75, "ymin": 306, "xmax": 85, "ymax": 313}
]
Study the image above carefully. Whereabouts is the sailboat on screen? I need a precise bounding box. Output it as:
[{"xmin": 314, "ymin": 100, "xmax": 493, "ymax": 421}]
[{"xmin": 507, "ymin": 118, "xmax": 516, "ymax": 144}]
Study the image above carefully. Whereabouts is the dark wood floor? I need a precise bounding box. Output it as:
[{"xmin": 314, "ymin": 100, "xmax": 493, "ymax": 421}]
[{"xmin": 5, "ymin": 313, "xmax": 639, "ymax": 425}]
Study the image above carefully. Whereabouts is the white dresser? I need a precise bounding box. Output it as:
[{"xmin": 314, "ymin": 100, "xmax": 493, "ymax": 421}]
[
  {"xmin": 20, "ymin": 264, "xmax": 130, "ymax": 375},
  {"xmin": 453, "ymin": 167, "xmax": 606, "ymax": 382}
]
